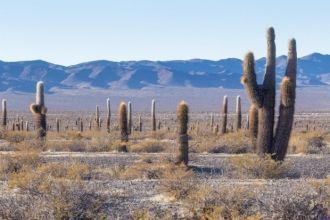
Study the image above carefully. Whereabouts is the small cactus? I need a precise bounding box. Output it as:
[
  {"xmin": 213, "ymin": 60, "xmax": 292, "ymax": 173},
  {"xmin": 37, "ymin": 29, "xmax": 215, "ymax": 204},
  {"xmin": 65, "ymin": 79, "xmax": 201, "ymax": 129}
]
[
  {"xmin": 220, "ymin": 95, "xmax": 228, "ymax": 134},
  {"xmin": 95, "ymin": 105, "xmax": 100, "ymax": 129},
  {"xmin": 127, "ymin": 101, "xmax": 132, "ymax": 134},
  {"xmin": 119, "ymin": 102, "xmax": 128, "ymax": 151},
  {"xmin": 30, "ymin": 81, "xmax": 47, "ymax": 138},
  {"xmin": 56, "ymin": 118, "xmax": 60, "ymax": 133},
  {"xmin": 138, "ymin": 115, "xmax": 142, "ymax": 132},
  {"xmin": 235, "ymin": 95, "xmax": 242, "ymax": 131},
  {"xmin": 151, "ymin": 99, "xmax": 156, "ymax": 131},
  {"xmin": 2, "ymin": 99, "xmax": 7, "ymax": 129},
  {"xmin": 80, "ymin": 119, "xmax": 83, "ymax": 132},
  {"xmin": 106, "ymin": 98, "xmax": 111, "ymax": 132},
  {"xmin": 176, "ymin": 101, "xmax": 189, "ymax": 165}
]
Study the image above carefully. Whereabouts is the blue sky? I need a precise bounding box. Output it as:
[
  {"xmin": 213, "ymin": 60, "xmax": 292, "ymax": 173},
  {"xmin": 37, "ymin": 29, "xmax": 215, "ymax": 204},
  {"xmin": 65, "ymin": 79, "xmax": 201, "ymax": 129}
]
[{"xmin": 0, "ymin": 0, "xmax": 329, "ymax": 65}]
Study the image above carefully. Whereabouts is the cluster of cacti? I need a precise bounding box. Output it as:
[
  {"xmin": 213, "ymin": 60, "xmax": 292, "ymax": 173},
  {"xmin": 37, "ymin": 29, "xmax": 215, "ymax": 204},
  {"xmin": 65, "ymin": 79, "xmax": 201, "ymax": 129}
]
[
  {"xmin": 176, "ymin": 101, "xmax": 189, "ymax": 165},
  {"xmin": 241, "ymin": 27, "xmax": 297, "ymax": 160},
  {"xmin": 30, "ymin": 81, "xmax": 47, "ymax": 138}
]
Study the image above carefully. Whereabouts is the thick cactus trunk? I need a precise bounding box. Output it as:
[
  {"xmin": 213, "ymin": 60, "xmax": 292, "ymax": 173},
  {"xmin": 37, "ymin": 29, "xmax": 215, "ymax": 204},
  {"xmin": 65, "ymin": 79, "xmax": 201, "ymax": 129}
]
[
  {"xmin": 220, "ymin": 96, "xmax": 228, "ymax": 134},
  {"xmin": 176, "ymin": 101, "xmax": 189, "ymax": 165},
  {"xmin": 95, "ymin": 105, "xmax": 100, "ymax": 129}
]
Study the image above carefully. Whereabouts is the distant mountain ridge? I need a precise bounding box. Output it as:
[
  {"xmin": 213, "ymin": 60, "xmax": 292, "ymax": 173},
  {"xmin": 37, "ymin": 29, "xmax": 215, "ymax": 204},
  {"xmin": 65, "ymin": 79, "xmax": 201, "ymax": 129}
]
[{"xmin": 0, "ymin": 53, "xmax": 329, "ymax": 93}]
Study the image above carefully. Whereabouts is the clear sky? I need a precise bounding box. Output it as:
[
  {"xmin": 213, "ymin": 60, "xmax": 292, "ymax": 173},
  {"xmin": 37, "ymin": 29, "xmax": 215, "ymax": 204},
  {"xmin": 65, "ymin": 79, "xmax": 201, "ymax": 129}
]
[{"xmin": 0, "ymin": 0, "xmax": 329, "ymax": 65}]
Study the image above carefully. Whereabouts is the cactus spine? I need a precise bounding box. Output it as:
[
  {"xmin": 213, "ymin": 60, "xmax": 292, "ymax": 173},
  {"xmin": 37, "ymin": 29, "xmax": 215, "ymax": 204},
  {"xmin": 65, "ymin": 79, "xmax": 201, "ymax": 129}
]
[
  {"xmin": 220, "ymin": 95, "xmax": 228, "ymax": 134},
  {"xmin": 176, "ymin": 101, "xmax": 189, "ymax": 165},
  {"xmin": 151, "ymin": 99, "xmax": 156, "ymax": 131},
  {"xmin": 127, "ymin": 101, "xmax": 132, "ymax": 134},
  {"xmin": 30, "ymin": 81, "xmax": 47, "ymax": 138},
  {"xmin": 106, "ymin": 98, "xmax": 111, "ymax": 132},
  {"xmin": 119, "ymin": 102, "xmax": 128, "ymax": 149},
  {"xmin": 2, "ymin": 99, "xmax": 7, "ymax": 129},
  {"xmin": 241, "ymin": 28, "xmax": 297, "ymax": 160},
  {"xmin": 235, "ymin": 95, "xmax": 242, "ymax": 131}
]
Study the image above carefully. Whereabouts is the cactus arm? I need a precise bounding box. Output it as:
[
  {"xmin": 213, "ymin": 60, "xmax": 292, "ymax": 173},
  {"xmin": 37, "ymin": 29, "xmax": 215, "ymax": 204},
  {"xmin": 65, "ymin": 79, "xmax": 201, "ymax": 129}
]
[
  {"xmin": 241, "ymin": 52, "xmax": 263, "ymax": 108},
  {"xmin": 273, "ymin": 39, "xmax": 297, "ymax": 161}
]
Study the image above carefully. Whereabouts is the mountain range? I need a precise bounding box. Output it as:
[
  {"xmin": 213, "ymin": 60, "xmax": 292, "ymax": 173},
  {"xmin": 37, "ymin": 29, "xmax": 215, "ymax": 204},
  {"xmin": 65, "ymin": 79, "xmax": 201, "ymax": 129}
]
[{"xmin": 0, "ymin": 52, "xmax": 329, "ymax": 93}]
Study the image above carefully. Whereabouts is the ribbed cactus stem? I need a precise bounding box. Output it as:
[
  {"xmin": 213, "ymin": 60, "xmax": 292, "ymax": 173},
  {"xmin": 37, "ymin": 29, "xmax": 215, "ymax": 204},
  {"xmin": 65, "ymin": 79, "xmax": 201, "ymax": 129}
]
[
  {"xmin": 241, "ymin": 52, "xmax": 263, "ymax": 107},
  {"xmin": 25, "ymin": 121, "xmax": 29, "ymax": 131},
  {"xmin": 30, "ymin": 81, "xmax": 47, "ymax": 138},
  {"xmin": 249, "ymin": 105, "xmax": 258, "ymax": 150},
  {"xmin": 56, "ymin": 118, "xmax": 60, "ymax": 133},
  {"xmin": 2, "ymin": 99, "xmax": 7, "ymax": 129},
  {"xmin": 176, "ymin": 101, "xmax": 189, "ymax": 165},
  {"xmin": 36, "ymin": 81, "xmax": 44, "ymax": 106},
  {"xmin": 80, "ymin": 120, "xmax": 83, "ymax": 132},
  {"xmin": 138, "ymin": 115, "xmax": 142, "ymax": 132},
  {"xmin": 127, "ymin": 101, "xmax": 132, "ymax": 134},
  {"xmin": 235, "ymin": 95, "xmax": 242, "ymax": 131},
  {"xmin": 106, "ymin": 98, "xmax": 111, "ymax": 132},
  {"xmin": 210, "ymin": 113, "xmax": 214, "ymax": 130},
  {"xmin": 95, "ymin": 105, "xmax": 100, "ymax": 128},
  {"xmin": 151, "ymin": 99, "xmax": 156, "ymax": 131},
  {"xmin": 220, "ymin": 95, "xmax": 228, "ymax": 134},
  {"xmin": 272, "ymin": 39, "xmax": 297, "ymax": 161},
  {"xmin": 119, "ymin": 102, "xmax": 128, "ymax": 143}
]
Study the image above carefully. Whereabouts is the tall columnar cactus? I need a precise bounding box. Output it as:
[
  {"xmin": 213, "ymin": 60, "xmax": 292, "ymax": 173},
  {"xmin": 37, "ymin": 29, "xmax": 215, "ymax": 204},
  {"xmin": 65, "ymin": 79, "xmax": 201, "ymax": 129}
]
[
  {"xmin": 151, "ymin": 99, "xmax": 156, "ymax": 131},
  {"xmin": 235, "ymin": 95, "xmax": 242, "ymax": 131},
  {"xmin": 106, "ymin": 98, "xmax": 111, "ymax": 132},
  {"xmin": 241, "ymin": 27, "xmax": 297, "ymax": 160},
  {"xmin": 80, "ymin": 119, "xmax": 84, "ymax": 132},
  {"xmin": 95, "ymin": 105, "xmax": 100, "ymax": 129},
  {"xmin": 25, "ymin": 121, "xmax": 29, "ymax": 131},
  {"xmin": 56, "ymin": 118, "xmax": 60, "ymax": 133},
  {"xmin": 127, "ymin": 101, "xmax": 132, "ymax": 134},
  {"xmin": 2, "ymin": 99, "xmax": 7, "ymax": 129},
  {"xmin": 210, "ymin": 113, "xmax": 214, "ymax": 130},
  {"xmin": 119, "ymin": 102, "xmax": 128, "ymax": 147},
  {"xmin": 248, "ymin": 105, "xmax": 258, "ymax": 149},
  {"xmin": 30, "ymin": 81, "xmax": 47, "ymax": 138},
  {"xmin": 220, "ymin": 95, "xmax": 228, "ymax": 134},
  {"xmin": 176, "ymin": 101, "xmax": 189, "ymax": 165},
  {"xmin": 138, "ymin": 115, "xmax": 142, "ymax": 132},
  {"xmin": 241, "ymin": 27, "xmax": 275, "ymax": 154}
]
